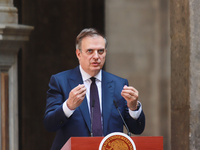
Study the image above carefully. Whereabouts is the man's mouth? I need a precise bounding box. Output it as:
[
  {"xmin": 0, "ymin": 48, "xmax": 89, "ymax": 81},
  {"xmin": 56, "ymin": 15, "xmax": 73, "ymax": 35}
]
[{"xmin": 91, "ymin": 62, "xmax": 100, "ymax": 66}]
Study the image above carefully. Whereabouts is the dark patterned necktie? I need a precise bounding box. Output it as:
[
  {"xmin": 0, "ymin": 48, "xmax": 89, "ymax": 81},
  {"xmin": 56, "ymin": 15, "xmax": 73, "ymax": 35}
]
[{"xmin": 90, "ymin": 77, "xmax": 103, "ymax": 136}]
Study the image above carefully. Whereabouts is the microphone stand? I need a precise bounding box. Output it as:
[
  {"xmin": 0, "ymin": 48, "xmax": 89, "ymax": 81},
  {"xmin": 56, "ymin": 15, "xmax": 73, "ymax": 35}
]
[{"xmin": 113, "ymin": 100, "xmax": 131, "ymax": 136}]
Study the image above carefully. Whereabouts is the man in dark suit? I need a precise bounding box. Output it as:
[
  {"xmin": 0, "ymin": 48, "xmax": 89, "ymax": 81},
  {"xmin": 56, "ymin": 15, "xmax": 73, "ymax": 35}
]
[{"xmin": 44, "ymin": 28, "xmax": 145, "ymax": 150}]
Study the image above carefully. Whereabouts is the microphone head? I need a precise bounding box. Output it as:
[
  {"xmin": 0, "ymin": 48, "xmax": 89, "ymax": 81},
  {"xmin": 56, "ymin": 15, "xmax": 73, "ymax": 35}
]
[{"xmin": 113, "ymin": 100, "xmax": 118, "ymax": 108}]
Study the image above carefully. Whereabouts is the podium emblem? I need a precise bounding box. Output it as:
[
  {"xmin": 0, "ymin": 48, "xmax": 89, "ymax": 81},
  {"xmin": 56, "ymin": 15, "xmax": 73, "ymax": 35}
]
[{"xmin": 99, "ymin": 132, "xmax": 136, "ymax": 150}]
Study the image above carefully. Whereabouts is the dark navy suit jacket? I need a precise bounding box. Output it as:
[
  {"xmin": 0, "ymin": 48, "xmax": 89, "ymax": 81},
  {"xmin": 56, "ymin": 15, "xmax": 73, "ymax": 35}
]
[{"xmin": 44, "ymin": 66, "xmax": 145, "ymax": 150}]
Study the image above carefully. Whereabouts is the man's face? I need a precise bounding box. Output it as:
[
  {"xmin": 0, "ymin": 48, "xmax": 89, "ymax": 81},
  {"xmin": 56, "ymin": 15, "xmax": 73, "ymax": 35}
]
[{"xmin": 76, "ymin": 35, "xmax": 107, "ymax": 76}]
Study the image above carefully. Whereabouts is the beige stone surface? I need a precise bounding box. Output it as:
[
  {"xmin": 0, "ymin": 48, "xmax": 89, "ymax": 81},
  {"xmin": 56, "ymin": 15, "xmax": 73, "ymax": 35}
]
[{"xmin": 106, "ymin": 0, "xmax": 170, "ymax": 149}]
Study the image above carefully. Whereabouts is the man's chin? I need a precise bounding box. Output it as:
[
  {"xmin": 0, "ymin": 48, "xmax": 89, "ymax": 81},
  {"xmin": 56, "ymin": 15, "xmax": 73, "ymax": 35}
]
[
  {"xmin": 89, "ymin": 67, "xmax": 101, "ymax": 76},
  {"xmin": 92, "ymin": 66, "xmax": 101, "ymax": 71}
]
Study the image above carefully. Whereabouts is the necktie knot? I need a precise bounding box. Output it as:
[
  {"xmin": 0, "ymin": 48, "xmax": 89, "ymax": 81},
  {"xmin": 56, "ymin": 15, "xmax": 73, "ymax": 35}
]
[{"xmin": 90, "ymin": 77, "xmax": 96, "ymax": 83}]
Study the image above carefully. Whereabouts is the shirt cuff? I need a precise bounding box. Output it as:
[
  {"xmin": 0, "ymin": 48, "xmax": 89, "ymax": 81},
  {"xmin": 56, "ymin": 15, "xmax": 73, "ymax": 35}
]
[
  {"xmin": 129, "ymin": 101, "xmax": 142, "ymax": 120},
  {"xmin": 62, "ymin": 100, "xmax": 75, "ymax": 118}
]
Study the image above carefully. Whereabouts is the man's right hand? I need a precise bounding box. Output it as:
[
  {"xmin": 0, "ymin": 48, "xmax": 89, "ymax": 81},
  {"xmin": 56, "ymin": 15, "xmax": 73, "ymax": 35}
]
[{"xmin": 66, "ymin": 84, "xmax": 86, "ymax": 110}]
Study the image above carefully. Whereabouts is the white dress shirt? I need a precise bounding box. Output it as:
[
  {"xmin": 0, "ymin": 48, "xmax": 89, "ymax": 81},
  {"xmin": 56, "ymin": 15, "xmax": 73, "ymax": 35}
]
[{"xmin": 62, "ymin": 65, "xmax": 142, "ymax": 119}]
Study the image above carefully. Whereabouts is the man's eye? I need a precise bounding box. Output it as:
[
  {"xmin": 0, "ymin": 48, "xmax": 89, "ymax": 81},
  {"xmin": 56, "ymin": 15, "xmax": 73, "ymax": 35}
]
[
  {"xmin": 98, "ymin": 49, "xmax": 105, "ymax": 54},
  {"xmin": 87, "ymin": 49, "xmax": 93, "ymax": 53}
]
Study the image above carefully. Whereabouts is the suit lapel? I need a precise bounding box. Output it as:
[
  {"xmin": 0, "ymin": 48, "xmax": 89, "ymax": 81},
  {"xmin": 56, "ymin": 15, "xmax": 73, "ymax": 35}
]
[
  {"xmin": 102, "ymin": 71, "xmax": 114, "ymax": 135},
  {"xmin": 79, "ymin": 97, "xmax": 91, "ymax": 132},
  {"xmin": 68, "ymin": 67, "xmax": 91, "ymax": 132}
]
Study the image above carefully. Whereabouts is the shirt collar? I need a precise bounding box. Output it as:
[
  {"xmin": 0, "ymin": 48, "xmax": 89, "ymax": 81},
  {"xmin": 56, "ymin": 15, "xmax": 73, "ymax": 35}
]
[{"xmin": 79, "ymin": 65, "xmax": 102, "ymax": 82}]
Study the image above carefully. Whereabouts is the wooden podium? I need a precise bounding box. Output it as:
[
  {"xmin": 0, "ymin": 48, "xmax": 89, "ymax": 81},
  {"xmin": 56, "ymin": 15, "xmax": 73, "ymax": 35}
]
[{"xmin": 61, "ymin": 136, "xmax": 163, "ymax": 150}]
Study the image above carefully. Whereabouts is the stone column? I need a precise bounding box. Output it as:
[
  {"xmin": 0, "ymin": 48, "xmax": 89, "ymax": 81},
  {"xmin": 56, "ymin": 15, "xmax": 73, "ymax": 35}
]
[
  {"xmin": 0, "ymin": 0, "xmax": 33, "ymax": 150},
  {"xmin": 171, "ymin": 0, "xmax": 200, "ymax": 149}
]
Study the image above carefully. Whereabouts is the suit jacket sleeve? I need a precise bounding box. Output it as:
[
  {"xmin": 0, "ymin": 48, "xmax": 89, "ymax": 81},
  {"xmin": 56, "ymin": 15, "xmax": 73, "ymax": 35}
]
[{"xmin": 43, "ymin": 75, "xmax": 70, "ymax": 132}]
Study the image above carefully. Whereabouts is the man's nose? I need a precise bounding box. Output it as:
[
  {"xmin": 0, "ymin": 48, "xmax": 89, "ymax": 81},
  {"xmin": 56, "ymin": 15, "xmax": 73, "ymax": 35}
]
[{"xmin": 93, "ymin": 51, "xmax": 99, "ymax": 58}]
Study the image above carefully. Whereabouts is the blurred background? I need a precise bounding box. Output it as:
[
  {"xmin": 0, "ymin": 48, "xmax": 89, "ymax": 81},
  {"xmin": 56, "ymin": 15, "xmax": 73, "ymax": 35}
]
[{"xmin": 1, "ymin": 0, "xmax": 170, "ymax": 149}]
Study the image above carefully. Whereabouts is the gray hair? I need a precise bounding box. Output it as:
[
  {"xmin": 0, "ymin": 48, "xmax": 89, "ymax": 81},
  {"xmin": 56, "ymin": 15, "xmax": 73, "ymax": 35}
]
[{"xmin": 75, "ymin": 28, "xmax": 107, "ymax": 50}]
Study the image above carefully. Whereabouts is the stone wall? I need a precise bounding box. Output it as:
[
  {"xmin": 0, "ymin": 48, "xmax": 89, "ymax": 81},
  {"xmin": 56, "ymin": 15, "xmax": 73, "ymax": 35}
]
[{"xmin": 105, "ymin": 0, "xmax": 170, "ymax": 149}]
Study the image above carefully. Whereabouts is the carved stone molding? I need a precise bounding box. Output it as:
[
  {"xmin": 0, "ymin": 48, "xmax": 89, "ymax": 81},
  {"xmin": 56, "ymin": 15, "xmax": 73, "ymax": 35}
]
[{"xmin": 0, "ymin": 1, "xmax": 34, "ymax": 150}]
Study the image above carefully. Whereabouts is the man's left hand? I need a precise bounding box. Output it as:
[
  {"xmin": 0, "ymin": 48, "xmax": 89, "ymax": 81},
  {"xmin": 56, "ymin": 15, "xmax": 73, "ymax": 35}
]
[{"xmin": 121, "ymin": 85, "xmax": 139, "ymax": 111}]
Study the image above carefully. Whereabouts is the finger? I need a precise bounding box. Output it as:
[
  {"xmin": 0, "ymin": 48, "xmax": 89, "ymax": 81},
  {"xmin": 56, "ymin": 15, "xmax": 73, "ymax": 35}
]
[
  {"xmin": 76, "ymin": 85, "xmax": 86, "ymax": 99},
  {"xmin": 122, "ymin": 88, "xmax": 138, "ymax": 97},
  {"xmin": 78, "ymin": 89, "xmax": 87, "ymax": 100},
  {"xmin": 122, "ymin": 90, "xmax": 137, "ymax": 97},
  {"xmin": 121, "ymin": 93, "xmax": 129, "ymax": 99},
  {"xmin": 121, "ymin": 91, "xmax": 138, "ymax": 101},
  {"xmin": 123, "ymin": 85, "xmax": 138, "ymax": 92},
  {"xmin": 72, "ymin": 84, "xmax": 86, "ymax": 96},
  {"xmin": 77, "ymin": 86, "xmax": 86, "ymax": 95},
  {"xmin": 121, "ymin": 92, "xmax": 132, "ymax": 100},
  {"xmin": 74, "ymin": 84, "xmax": 85, "ymax": 91},
  {"xmin": 76, "ymin": 86, "xmax": 85, "ymax": 94}
]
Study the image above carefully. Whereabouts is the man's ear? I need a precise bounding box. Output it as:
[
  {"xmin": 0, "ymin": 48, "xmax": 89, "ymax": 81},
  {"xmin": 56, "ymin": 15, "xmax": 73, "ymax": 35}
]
[{"xmin": 76, "ymin": 49, "xmax": 81, "ymax": 60}]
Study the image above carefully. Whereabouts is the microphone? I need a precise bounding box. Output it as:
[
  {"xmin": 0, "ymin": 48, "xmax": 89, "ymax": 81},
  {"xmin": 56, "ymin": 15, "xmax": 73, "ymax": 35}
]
[
  {"xmin": 90, "ymin": 99, "xmax": 95, "ymax": 137},
  {"xmin": 113, "ymin": 100, "xmax": 131, "ymax": 136}
]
